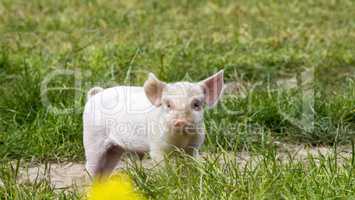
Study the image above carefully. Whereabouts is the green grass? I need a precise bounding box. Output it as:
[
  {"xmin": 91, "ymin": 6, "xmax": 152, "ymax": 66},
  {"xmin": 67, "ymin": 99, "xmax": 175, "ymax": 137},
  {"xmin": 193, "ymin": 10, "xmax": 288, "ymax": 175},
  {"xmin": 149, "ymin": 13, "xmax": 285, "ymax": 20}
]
[
  {"xmin": 2, "ymin": 148, "xmax": 355, "ymax": 199},
  {"xmin": 0, "ymin": 0, "xmax": 354, "ymax": 199},
  {"xmin": 129, "ymin": 150, "xmax": 355, "ymax": 199}
]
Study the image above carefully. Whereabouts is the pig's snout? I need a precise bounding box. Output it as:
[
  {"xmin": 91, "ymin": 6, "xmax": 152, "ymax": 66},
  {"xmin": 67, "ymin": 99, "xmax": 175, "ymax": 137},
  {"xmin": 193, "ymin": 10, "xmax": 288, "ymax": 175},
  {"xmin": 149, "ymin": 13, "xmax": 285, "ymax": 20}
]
[{"xmin": 173, "ymin": 119, "xmax": 189, "ymax": 128}]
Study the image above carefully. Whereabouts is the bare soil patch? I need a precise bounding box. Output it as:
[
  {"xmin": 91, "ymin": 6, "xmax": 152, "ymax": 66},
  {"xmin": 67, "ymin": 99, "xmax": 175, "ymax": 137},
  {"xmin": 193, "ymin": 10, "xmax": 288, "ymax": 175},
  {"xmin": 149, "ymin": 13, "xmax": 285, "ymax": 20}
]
[{"xmin": 11, "ymin": 144, "xmax": 353, "ymax": 189}]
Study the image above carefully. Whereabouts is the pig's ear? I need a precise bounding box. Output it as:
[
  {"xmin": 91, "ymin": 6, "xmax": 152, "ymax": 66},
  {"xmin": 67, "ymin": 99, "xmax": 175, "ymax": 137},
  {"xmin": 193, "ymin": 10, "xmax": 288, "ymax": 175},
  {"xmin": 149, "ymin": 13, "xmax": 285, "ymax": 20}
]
[
  {"xmin": 200, "ymin": 70, "xmax": 224, "ymax": 108},
  {"xmin": 144, "ymin": 73, "xmax": 166, "ymax": 106}
]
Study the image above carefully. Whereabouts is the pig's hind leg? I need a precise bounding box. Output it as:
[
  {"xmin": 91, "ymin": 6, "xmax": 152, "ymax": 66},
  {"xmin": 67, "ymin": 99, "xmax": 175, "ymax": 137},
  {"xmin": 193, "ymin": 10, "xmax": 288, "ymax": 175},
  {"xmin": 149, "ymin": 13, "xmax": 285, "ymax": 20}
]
[{"xmin": 85, "ymin": 140, "xmax": 124, "ymax": 178}]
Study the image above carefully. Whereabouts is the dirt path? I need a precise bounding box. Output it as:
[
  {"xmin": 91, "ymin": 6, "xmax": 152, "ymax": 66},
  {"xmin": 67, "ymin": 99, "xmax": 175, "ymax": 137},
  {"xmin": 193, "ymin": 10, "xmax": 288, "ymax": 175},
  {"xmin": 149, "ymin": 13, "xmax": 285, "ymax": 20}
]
[
  {"xmin": 15, "ymin": 158, "xmax": 158, "ymax": 190},
  {"xmin": 10, "ymin": 144, "xmax": 353, "ymax": 190}
]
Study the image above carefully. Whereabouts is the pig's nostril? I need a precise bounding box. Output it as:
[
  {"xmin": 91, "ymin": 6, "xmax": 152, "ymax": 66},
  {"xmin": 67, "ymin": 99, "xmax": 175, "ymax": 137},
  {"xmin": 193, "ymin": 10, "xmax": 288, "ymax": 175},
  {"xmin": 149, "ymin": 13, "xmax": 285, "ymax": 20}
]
[{"xmin": 174, "ymin": 119, "xmax": 188, "ymax": 128}]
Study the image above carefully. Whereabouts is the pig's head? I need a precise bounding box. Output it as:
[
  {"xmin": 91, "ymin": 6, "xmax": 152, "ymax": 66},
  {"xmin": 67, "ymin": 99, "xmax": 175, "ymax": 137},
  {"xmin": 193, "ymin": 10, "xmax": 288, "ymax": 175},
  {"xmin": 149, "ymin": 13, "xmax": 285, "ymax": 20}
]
[{"xmin": 144, "ymin": 70, "xmax": 224, "ymax": 133}]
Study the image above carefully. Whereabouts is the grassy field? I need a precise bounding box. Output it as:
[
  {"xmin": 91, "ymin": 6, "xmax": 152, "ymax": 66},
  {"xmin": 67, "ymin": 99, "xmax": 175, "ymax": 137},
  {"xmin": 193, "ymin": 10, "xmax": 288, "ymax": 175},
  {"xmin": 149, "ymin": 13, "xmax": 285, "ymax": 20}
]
[{"xmin": 0, "ymin": 0, "xmax": 355, "ymax": 199}]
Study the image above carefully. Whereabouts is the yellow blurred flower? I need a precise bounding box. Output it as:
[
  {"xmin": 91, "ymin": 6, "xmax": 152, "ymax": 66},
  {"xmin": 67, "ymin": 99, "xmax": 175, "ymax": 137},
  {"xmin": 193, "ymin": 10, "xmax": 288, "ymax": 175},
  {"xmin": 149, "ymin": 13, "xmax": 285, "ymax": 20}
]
[{"xmin": 87, "ymin": 173, "xmax": 146, "ymax": 200}]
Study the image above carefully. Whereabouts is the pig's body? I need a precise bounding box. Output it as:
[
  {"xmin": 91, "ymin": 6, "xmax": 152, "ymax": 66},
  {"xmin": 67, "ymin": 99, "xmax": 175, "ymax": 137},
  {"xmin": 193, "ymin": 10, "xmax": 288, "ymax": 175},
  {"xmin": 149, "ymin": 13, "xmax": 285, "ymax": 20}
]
[
  {"xmin": 83, "ymin": 86, "xmax": 205, "ymax": 176},
  {"xmin": 84, "ymin": 86, "xmax": 153, "ymax": 151}
]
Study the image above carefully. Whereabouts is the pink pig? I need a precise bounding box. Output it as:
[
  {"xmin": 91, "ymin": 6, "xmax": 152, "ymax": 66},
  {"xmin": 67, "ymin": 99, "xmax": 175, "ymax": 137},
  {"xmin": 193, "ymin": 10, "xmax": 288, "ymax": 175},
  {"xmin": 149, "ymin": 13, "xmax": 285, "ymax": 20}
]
[{"xmin": 83, "ymin": 70, "xmax": 224, "ymax": 177}]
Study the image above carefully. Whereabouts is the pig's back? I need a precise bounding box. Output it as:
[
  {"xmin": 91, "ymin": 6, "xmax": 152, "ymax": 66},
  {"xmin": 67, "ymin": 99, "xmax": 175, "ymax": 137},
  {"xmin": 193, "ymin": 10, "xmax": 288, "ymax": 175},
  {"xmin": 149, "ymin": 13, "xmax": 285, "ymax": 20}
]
[
  {"xmin": 87, "ymin": 86, "xmax": 154, "ymax": 114},
  {"xmin": 83, "ymin": 86, "xmax": 155, "ymax": 152}
]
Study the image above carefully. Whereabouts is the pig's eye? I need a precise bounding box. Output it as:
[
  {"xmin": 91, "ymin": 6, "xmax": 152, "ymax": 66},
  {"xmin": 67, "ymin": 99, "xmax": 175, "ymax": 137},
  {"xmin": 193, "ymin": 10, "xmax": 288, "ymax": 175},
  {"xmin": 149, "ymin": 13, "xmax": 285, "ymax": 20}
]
[
  {"xmin": 191, "ymin": 99, "xmax": 202, "ymax": 111},
  {"xmin": 165, "ymin": 100, "xmax": 173, "ymax": 110}
]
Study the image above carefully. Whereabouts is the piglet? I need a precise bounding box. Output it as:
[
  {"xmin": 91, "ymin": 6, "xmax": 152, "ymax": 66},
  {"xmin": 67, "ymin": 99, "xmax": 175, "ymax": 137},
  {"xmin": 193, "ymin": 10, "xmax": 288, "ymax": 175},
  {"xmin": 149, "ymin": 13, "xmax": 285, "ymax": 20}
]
[{"xmin": 83, "ymin": 70, "xmax": 224, "ymax": 177}]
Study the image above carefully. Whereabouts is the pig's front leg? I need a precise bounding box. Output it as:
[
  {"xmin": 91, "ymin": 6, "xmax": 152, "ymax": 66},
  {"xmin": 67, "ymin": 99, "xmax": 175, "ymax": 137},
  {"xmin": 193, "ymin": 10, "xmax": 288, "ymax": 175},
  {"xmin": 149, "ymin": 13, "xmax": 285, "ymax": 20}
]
[
  {"xmin": 149, "ymin": 149, "xmax": 165, "ymax": 163},
  {"xmin": 185, "ymin": 133, "xmax": 204, "ymax": 157},
  {"xmin": 148, "ymin": 135, "xmax": 171, "ymax": 163},
  {"xmin": 185, "ymin": 145, "xmax": 200, "ymax": 157}
]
